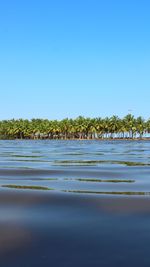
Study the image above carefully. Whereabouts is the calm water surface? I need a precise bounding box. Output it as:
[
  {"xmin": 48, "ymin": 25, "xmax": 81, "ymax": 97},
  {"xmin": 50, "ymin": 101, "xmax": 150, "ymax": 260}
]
[{"xmin": 0, "ymin": 140, "xmax": 150, "ymax": 266}]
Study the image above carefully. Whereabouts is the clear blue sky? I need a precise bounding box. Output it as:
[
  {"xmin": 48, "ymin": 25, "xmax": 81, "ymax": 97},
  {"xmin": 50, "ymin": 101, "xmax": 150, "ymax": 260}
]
[{"xmin": 0, "ymin": 0, "xmax": 150, "ymax": 120}]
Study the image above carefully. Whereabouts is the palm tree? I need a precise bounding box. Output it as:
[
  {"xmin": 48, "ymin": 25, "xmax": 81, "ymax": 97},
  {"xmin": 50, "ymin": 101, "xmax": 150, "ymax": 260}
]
[
  {"xmin": 60, "ymin": 118, "xmax": 71, "ymax": 139},
  {"xmin": 124, "ymin": 114, "xmax": 136, "ymax": 139},
  {"xmin": 109, "ymin": 116, "xmax": 120, "ymax": 138},
  {"xmin": 136, "ymin": 117, "xmax": 145, "ymax": 139},
  {"xmin": 94, "ymin": 118, "xmax": 104, "ymax": 139},
  {"xmin": 74, "ymin": 116, "xmax": 86, "ymax": 139},
  {"xmin": 0, "ymin": 115, "xmax": 149, "ymax": 140}
]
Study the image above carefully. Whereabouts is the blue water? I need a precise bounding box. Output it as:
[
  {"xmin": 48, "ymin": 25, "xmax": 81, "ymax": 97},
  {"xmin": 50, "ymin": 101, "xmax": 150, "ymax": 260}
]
[{"xmin": 0, "ymin": 140, "xmax": 150, "ymax": 266}]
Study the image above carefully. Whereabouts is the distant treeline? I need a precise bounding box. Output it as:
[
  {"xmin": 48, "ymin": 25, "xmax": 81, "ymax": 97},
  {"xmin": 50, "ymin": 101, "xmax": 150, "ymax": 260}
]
[{"xmin": 0, "ymin": 114, "xmax": 149, "ymax": 140}]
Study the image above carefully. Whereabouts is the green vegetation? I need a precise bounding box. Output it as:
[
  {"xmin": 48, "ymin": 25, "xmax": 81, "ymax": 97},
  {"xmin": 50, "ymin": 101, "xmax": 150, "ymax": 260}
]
[
  {"xmin": 2, "ymin": 185, "xmax": 51, "ymax": 190},
  {"xmin": 0, "ymin": 114, "xmax": 149, "ymax": 139},
  {"xmin": 75, "ymin": 178, "xmax": 135, "ymax": 183},
  {"xmin": 63, "ymin": 190, "xmax": 150, "ymax": 196},
  {"xmin": 54, "ymin": 160, "xmax": 150, "ymax": 166}
]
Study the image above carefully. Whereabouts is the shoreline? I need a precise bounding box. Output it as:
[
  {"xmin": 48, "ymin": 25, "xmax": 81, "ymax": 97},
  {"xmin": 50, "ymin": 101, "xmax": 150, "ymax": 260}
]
[{"xmin": 0, "ymin": 138, "xmax": 150, "ymax": 141}]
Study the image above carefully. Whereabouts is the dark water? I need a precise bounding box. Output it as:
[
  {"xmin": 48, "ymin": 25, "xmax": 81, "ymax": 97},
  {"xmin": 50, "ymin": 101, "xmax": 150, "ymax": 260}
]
[{"xmin": 1, "ymin": 140, "xmax": 150, "ymax": 266}]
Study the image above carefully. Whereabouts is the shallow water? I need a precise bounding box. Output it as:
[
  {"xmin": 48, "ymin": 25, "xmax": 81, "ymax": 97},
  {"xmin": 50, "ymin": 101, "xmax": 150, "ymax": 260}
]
[{"xmin": 1, "ymin": 140, "xmax": 150, "ymax": 266}]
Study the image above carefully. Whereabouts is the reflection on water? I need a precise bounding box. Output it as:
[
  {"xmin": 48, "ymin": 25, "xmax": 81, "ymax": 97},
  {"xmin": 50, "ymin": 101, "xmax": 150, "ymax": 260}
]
[
  {"xmin": 0, "ymin": 139, "xmax": 150, "ymax": 195},
  {"xmin": 54, "ymin": 160, "xmax": 150, "ymax": 166},
  {"xmin": 2, "ymin": 185, "xmax": 51, "ymax": 190},
  {"xmin": 1, "ymin": 140, "xmax": 150, "ymax": 266},
  {"xmin": 66, "ymin": 178, "xmax": 135, "ymax": 183},
  {"xmin": 63, "ymin": 190, "xmax": 150, "ymax": 196},
  {"xmin": 0, "ymin": 224, "xmax": 31, "ymax": 256}
]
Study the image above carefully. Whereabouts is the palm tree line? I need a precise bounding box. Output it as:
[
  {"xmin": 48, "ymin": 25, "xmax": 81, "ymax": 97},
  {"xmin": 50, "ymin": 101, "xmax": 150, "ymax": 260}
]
[{"xmin": 0, "ymin": 114, "xmax": 149, "ymax": 140}]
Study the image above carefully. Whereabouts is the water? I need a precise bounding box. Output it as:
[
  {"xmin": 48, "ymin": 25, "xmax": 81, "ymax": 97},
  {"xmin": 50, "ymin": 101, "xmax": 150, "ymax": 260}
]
[{"xmin": 0, "ymin": 140, "xmax": 150, "ymax": 266}]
